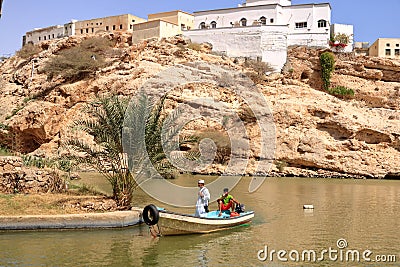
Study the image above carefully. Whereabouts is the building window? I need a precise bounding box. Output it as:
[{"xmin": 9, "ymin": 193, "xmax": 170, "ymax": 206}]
[
  {"xmin": 120, "ymin": 24, "xmax": 123, "ymax": 30},
  {"xmin": 210, "ymin": 21, "xmax": 217, "ymax": 29},
  {"xmin": 385, "ymin": 49, "xmax": 391, "ymax": 56},
  {"xmin": 92, "ymin": 28, "xmax": 94, "ymax": 33},
  {"xmin": 113, "ymin": 25, "xmax": 116, "ymax": 30},
  {"xmin": 86, "ymin": 29, "xmax": 89, "ymax": 33},
  {"xmin": 386, "ymin": 43, "xmax": 390, "ymax": 47},
  {"xmin": 199, "ymin": 22, "xmax": 206, "ymax": 29},
  {"xmin": 318, "ymin": 19, "xmax": 327, "ymax": 28},
  {"xmin": 81, "ymin": 29, "xmax": 83, "ymax": 34},
  {"xmin": 132, "ymin": 20, "xmax": 135, "ymax": 23},
  {"xmin": 240, "ymin": 18, "xmax": 247, "ymax": 26},
  {"xmin": 260, "ymin": 16, "xmax": 267, "ymax": 25},
  {"xmin": 100, "ymin": 23, "xmax": 103, "ymax": 25},
  {"xmin": 48, "ymin": 35, "xmax": 51, "ymax": 39},
  {"xmin": 52, "ymin": 34, "xmax": 55, "ymax": 38},
  {"xmin": 130, "ymin": 24, "xmax": 133, "ymax": 29},
  {"xmin": 395, "ymin": 49, "xmax": 400, "ymax": 56},
  {"xmin": 44, "ymin": 36, "xmax": 46, "ymax": 40},
  {"xmin": 106, "ymin": 26, "xmax": 109, "ymax": 31},
  {"xmin": 295, "ymin": 22, "xmax": 307, "ymax": 29},
  {"xmin": 396, "ymin": 44, "xmax": 399, "ymax": 47},
  {"xmin": 39, "ymin": 37, "xmax": 41, "ymax": 41},
  {"xmin": 270, "ymin": 18, "xmax": 274, "ymax": 23}
]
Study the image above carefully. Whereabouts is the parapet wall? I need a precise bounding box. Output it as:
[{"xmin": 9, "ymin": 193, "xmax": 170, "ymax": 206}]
[
  {"xmin": 0, "ymin": 156, "xmax": 66, "ymax": 194},
  {"xmin": 184, "ymin": 25, "xmax": 288, "ymax": 71}
]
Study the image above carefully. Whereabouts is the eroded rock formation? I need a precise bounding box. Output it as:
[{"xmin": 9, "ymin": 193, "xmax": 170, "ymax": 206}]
[{"xmin": 0, "ymin": 34, "xmax": 399, "ymax": 178}]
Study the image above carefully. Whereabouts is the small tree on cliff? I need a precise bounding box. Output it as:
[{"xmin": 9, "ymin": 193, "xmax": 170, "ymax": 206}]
[
  {"xmin": 64, "ymin": 94, "xmax": 172, "ymax": 208},
  {"xmin": 320, "ymin": 52, "xmax": 335, "ymax": 91}
]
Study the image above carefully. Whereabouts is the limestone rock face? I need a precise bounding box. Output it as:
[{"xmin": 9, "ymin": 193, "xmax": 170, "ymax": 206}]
[{"xmin": 0, "ymin": 35, "xmax": 399, "ymax": 178}]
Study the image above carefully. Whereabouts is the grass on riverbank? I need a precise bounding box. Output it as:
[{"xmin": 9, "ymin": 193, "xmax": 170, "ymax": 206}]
[{"xmin": 0, "ymin": 193, "xmax": 115, "ymax": 216}]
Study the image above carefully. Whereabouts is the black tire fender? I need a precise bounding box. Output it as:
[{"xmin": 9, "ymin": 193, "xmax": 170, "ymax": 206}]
[{"xmin": 143, "ymin": 204, "xmax": 159, "ymax": 226}]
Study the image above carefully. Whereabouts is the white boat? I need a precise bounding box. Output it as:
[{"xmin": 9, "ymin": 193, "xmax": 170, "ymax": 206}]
[{"xmin": 142, "ymin": 204, "xmax": 254, "ymax": 236}]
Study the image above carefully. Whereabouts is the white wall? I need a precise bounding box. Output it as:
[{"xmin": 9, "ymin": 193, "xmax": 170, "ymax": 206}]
[
  {"xmin": 184, "ymin": 25, "xmax": 288, "ymax": 71},
  {"xmin": 25, "ymin": 25, "xmax": 65, "ymax": 45},
  {"xmin": 245, "ymin": 0, "xmax": 291, "ymax": 7},
  {"xmin": 194, "ymin": 5, "xmax": 281, "ymax": 29},
  {"xmin": 287, "ymin": 32, "xmax": 329, "ymax": 47},
  {"xmin": 261, "ymin": 26, "xmax": 288, "ymax": 70},
  {"xmin": 64, "ymin": 20, "xmax": 77, "ymax": 36},
  {"xmin": 282, "ymin": 4, "xmax": 331, "ymax": 33},
  {"xmin": 193, "ymin": 3, "xmax": 331, "ymax": 36}
]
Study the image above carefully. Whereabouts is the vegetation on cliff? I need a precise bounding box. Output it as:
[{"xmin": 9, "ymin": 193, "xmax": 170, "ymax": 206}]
[{"xmin": 1, "ymin": 33, "xmax": 400, "ymax": 184}]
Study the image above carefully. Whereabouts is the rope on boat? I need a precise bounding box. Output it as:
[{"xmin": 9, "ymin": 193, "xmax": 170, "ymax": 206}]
[{"xmin": 149, "ymin": 224, "xmax": 162, "ymax": 238}]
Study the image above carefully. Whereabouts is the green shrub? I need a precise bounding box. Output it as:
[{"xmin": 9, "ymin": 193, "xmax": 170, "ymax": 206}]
[
  {"xmin": 274, "ymin": 160, "xmax": 288, "ymax": 172},
  {"xmin": 5, "ymin": 106, "xmax": 24, "ymax": 120},
  {"xmin": 187, "ymin": 42, "xmax": 202, "ymax": 51},
  {"xmin": 244, "ymin": 59, "xmax": 274, "ymax": 84},
  {"xmin": 0, "ymin": 123, "xmax": 9, "ymax": 130},
  {"xmin": 42, "ymin": 36, "xmax": 113, "ymax": 81},
  {"xmin": 0, "ymin": 146, "xmax": 11, "ymax": 156},
  {"xmin": 80, "ymin": 37, "xmax": 115, "ymax": 54},
  {"xmin": 16, "ymin": 43, "xmax": 42, "ymax": 59},
  {"xmin": 320, "ymin": 52, "xmax": 335, "ymax": 90},
  {"xmin": 76, "ymin": 184, "xmax": 104, "ymax": 196},
  {"xmin": 328, "ymin": 86, "xmax": 355, "ymax": 97},
  {"xmin": 42, "ymin": 47, "xmax": 106, "ymax": 81}
]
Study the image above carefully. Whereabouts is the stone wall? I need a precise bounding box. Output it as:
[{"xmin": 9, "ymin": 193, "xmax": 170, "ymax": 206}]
[
  {"xmin": 184, "ymin": 25, "xmax": 288, "ymax": 71},
  {"xmin": 0, "ymin": 156, "xmax": 66, "ymax": 194}
]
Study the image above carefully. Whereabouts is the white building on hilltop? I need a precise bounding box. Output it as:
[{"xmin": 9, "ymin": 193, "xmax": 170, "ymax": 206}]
[{"xmin": 184, "ymin": 0, "xmax": 347, "ymax": 71}]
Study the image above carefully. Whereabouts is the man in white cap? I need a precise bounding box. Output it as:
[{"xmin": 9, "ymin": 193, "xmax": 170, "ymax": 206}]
[{"xmin": 195, "ymin": 179, "xmax": 210, "ymax": 217}]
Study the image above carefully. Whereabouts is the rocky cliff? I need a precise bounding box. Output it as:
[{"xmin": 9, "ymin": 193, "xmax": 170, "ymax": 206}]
[{"xmin": 0, "ymin": 33, "xmax": 399, "ymax": 178}]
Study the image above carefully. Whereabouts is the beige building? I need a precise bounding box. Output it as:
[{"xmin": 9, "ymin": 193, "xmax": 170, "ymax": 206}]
[
  {"xmin": 369, "ymin": 38, "xmax": 400, "ymax": 59},
  {"xmin": 354, "ymin": 42, "xmax": 369, "ymax": 56},
  {"xmin": 148, "ymin": 10, "xmax": 194, "ymax": 31},
  {"xmin": 24, "ymin": 20, "xmax": 76, "ymax": 46},
  {"xmin": 74, "ymin": 14, "xmax": 146, "ymax": 36},
  {"xmin": 25, "ymin": 25, "xmax": 66, "ymax": 45},
  {"xmin": 23, "ymin": 14, "xmax": 146, "ymax": 46},
  {"xmin": 132, "ymin": 10, "xmax": 194, "ymax": 44}
]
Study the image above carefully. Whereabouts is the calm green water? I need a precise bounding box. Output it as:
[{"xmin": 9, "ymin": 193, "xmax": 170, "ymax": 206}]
[{"xmin": 1, "ymin": 176, "xmax": 399, "ymax": 267}]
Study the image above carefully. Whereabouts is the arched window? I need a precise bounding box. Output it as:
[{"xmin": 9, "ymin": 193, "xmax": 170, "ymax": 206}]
[
  {"xmin": 210, "ymin": 21, "xmax": 217, "ymax": 29},
  {"xmin": 240, "ymin": 18, "xmax": 247, "ymax": 27},
  {"xmin": 260, "ymin": 16, "xmax": 267, "ymax": 26},
  {"xmin": 199, "ymin": 22, "xmax": 206, "ymax": 29},
  {"xmin": 318, "ymin": 19, "xmax": 327, "ymax": 28}
]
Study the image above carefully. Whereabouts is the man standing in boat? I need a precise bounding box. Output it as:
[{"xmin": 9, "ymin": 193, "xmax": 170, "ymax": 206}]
[
  {"xmin": 195, "ymin": 179, "xmax": 210, "ymax": 217},
  {"xmin": 217, "ymin": 188, "xmax": 240, "ymax": 216}
]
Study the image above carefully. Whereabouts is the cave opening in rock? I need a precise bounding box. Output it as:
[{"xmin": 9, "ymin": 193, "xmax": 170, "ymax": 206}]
[{"xmin": 300, "ymin": 71, "xmax": 310, "ymax": 80}]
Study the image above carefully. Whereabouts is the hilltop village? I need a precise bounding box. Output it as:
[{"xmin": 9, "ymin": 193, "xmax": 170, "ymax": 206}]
[
  {"xmin": 23, "ymin": 0, "xmax": 356, "ymax": 71},
  {"xmin": 0, "ymin": 0, "xmax": 399, "ymax": 184}
]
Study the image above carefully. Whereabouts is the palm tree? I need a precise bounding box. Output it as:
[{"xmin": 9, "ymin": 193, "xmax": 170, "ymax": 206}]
[
  {"xmin": 65, "ymin": 94, "xmax": 175, "ymax": 208},
  {"xmin": 0, "ymin": 0, "xmax": 3, "ymax": 18}
]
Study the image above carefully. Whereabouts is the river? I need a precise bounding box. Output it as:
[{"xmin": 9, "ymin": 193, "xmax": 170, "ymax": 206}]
[{"xmin": 0, "ymin": 175, "xmax": 399, "ymax": 266}]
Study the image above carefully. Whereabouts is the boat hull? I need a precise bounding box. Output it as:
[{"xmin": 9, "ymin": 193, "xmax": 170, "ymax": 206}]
[{"xmin": 155, "ymin": 210, "xmax": 254, "ymax": 236}]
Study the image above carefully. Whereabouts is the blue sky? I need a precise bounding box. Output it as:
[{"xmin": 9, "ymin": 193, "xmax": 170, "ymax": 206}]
[{"xmin": 0, "ymin": 0, "xmax": 399, "ymax": 56}]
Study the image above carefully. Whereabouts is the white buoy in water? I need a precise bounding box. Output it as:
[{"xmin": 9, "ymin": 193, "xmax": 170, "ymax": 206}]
[{"xmin": 303, "ymin": 204, "xmax": 314, "ymax": 209}]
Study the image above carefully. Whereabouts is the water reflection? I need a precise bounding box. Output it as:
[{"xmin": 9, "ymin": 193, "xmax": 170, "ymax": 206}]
[{"xmin": 0, "ymin": 177, "xmax": 399, "ymax": 267}]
